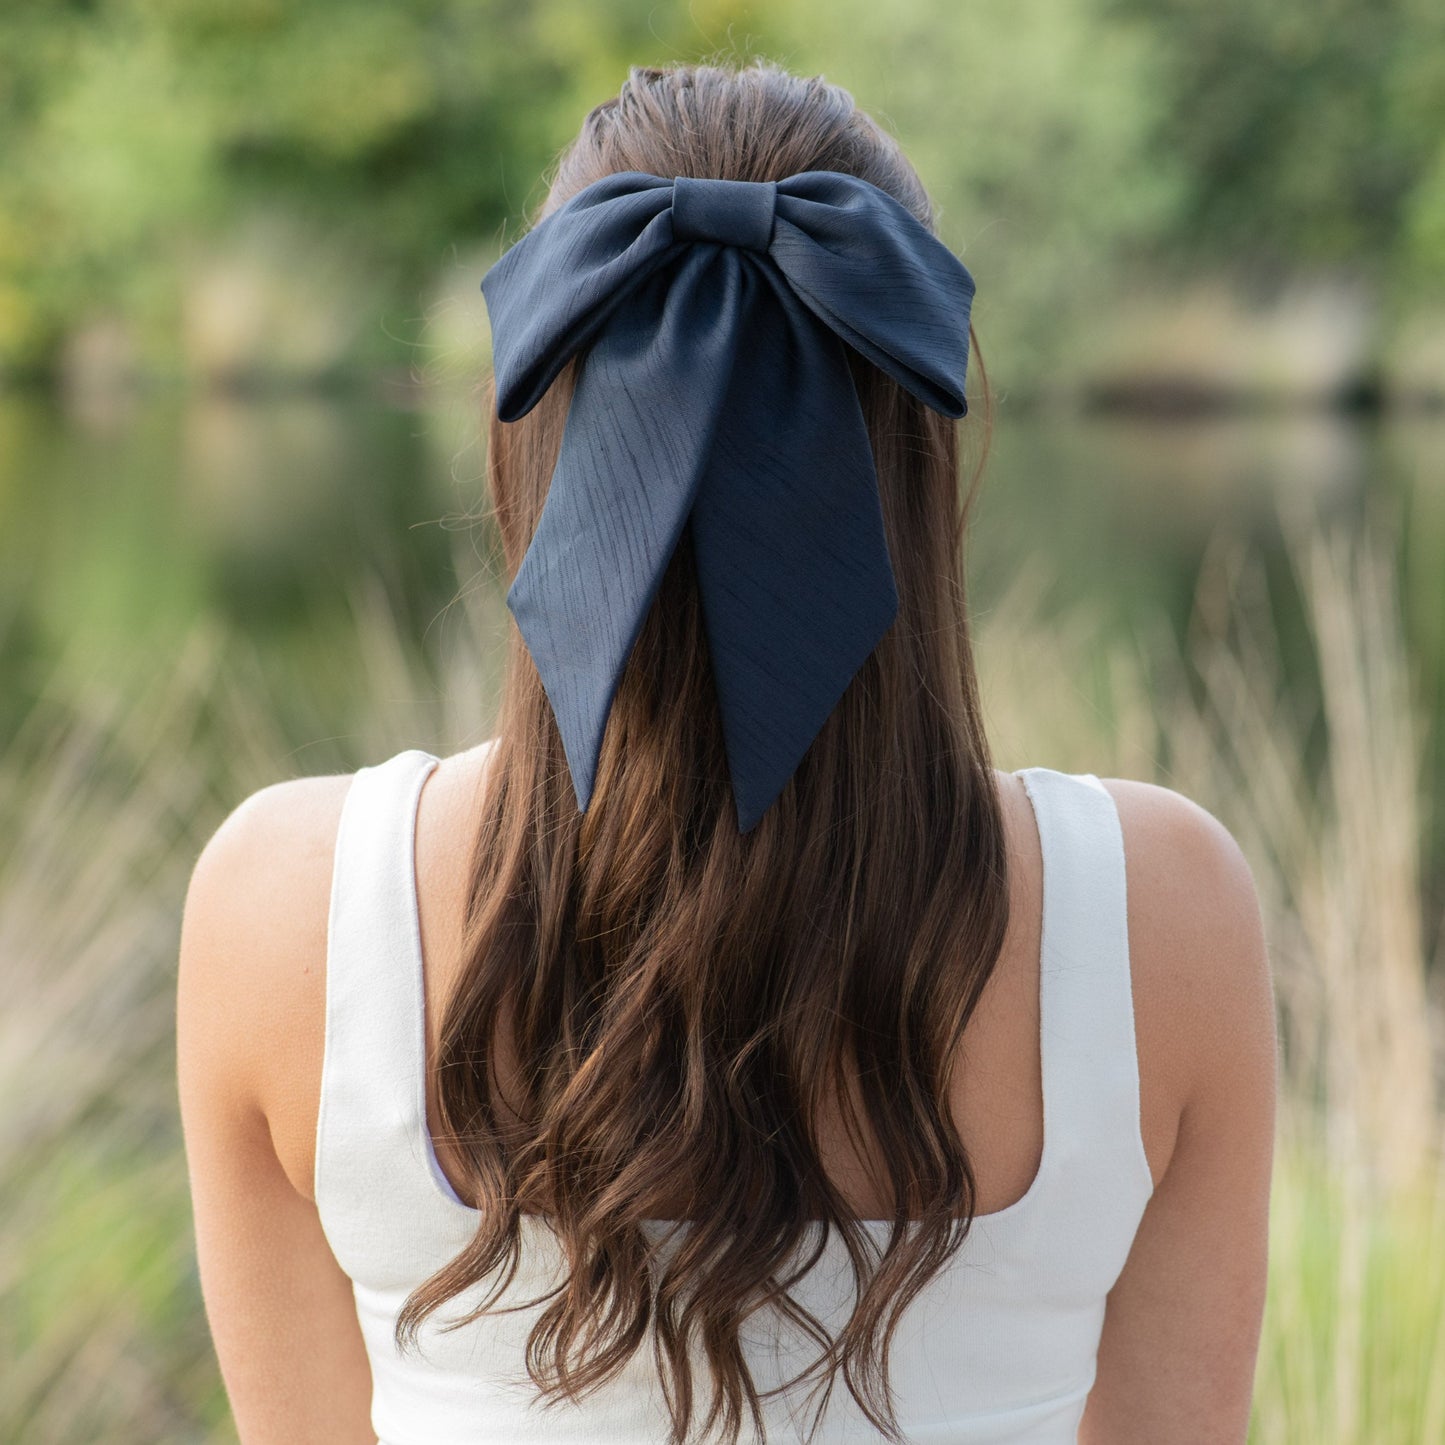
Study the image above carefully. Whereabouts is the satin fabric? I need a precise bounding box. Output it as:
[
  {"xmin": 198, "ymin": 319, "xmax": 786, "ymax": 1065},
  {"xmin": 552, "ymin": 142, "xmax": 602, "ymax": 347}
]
[{"xmin": 480, "ymin": 169, "xmax": 975, "ymax": 831}]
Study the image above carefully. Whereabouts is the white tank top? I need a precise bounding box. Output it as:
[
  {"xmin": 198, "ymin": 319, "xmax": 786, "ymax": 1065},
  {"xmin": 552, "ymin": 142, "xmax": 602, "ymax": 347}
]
[{"xmin": 316, "ymin": 747, "xmax": 1154, "ymax": 1444}]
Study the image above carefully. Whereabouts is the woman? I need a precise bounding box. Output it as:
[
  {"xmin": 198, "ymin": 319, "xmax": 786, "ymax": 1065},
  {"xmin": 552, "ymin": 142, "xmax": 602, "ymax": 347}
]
[{"xmin": 177, "ymin": 58, "xmax": 1277, "ymax": 1445}]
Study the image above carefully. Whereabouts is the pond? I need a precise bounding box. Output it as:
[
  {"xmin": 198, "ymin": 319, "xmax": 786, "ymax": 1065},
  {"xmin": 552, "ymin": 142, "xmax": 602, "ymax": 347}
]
[{"xmin": 2, "ymin": 384, "xmax": 1441, "ymax": 872}]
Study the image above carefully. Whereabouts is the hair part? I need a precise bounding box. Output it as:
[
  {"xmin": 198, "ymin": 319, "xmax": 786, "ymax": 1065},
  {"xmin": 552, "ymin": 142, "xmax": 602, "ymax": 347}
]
[{"xmin": 396, "ymin": 56, "xmax": 1006, "ymax": 1445}]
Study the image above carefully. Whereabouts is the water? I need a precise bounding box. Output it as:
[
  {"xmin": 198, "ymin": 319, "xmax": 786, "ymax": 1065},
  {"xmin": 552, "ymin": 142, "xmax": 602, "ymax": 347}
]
[{"xmin": 2, "ymin": 385, "xmax": 1441, "ymax": 835}]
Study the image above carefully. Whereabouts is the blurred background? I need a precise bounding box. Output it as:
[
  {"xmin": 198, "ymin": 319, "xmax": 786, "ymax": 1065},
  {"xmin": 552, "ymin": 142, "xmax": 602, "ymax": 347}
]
[{"xmin": 2, "ymin": 2, "xmax": 1444, "ymax": 1440}]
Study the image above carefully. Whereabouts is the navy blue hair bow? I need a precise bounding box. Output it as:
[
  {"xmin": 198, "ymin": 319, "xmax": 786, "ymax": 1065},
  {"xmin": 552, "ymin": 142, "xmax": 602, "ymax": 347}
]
[{"xmin": 480, "ymin": 169, "xmax": 975, "ymax": 832}]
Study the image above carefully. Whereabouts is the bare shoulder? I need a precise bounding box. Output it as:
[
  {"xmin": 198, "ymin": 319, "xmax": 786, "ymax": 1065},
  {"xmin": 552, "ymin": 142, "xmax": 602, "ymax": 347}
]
[
  {"xmin": 177, "ymin": 769, "xmax": 358, "ymax": 1147},
  {"xmin": 1094, "ymin": 776, "xmax": 1277, "ymax": 1172},
  {"xmin": 1098, "ymin": 776, "xmax": 1261, "ymax": 910},
  {"xmin": 1096, "ymin": 777, "xmax": 1272, "ymax": 1011},
  {"xmin": 1077, "ymin": 779, "xmax": 1277, "ymax": 1440},
  {"xmin": 176, "ymin": 744, "xmax": 493, "ymax": 1195},
  {"xmin": 182, "ymin": 769, "xmax": 357, "ymax": 974}
]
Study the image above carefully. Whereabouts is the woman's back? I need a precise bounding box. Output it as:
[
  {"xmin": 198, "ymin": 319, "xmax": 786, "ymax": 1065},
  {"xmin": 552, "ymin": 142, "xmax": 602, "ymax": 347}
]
[
  {"xmin": 412, "ymin": 744, "xmax": 1151, "ymax": 1226},
  {"xmin": 223, "ymin": 738, "xmax": 1274, "ymax": 1442}
]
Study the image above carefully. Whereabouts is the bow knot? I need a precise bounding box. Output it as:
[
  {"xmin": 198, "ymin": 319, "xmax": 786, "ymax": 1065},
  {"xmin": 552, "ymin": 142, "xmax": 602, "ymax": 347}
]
[
  {"xmin": 480, "ymin": 168, "xmax": 975, "ymax": 832},
  {"xmin": 671, "ymin": 175, "xmax": 776, "ymax": 251}
]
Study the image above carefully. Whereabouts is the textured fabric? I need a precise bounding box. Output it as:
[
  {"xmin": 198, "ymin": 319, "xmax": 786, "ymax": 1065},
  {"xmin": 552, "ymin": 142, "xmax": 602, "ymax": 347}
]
[
  {"xmin": 479, "ymin": 171, "xmax": 976, "ymax": 832},
  {"xmin": 315, "ymin": 746, "xmax": 1155, "ymax": 1444}
]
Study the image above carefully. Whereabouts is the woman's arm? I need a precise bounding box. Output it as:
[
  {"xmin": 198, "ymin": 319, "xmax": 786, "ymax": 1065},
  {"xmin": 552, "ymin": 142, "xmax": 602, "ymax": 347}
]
[
  {"xmin": 176, "ymin": 778, "xmax": 377, "ymax": 1445},
  {"xmin": 1082, "ymin": 781, "xmax": 1278, "ymax": 1444}
]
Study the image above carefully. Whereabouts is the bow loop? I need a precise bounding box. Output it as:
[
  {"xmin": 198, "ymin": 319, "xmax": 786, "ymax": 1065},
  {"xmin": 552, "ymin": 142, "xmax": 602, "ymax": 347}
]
[
  {"xmin": 480, "ymin": 168, "xmax": 976, "ymax": 831},
  {"xmin": 671, "ymin": 175, "xmax": 776, "ymax": 250}
]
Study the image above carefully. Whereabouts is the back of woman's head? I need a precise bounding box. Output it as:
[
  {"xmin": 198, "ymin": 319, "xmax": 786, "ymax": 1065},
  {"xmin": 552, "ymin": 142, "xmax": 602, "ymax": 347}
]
[{"xmin": 399, "ymin": 58, "xmax": 1007, "ymax": 1445}]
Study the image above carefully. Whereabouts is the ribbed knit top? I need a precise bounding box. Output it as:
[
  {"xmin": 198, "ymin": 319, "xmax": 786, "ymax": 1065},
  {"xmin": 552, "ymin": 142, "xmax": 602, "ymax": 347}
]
[{"xmin": 315, "ymin": 748, "xmax": 1154, "ymax": 1444}]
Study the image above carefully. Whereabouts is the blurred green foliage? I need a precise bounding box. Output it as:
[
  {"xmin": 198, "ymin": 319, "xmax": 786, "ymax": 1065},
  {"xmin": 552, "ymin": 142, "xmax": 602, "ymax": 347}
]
[
  {"xmin": 0, "ymin": 0, "xmax": 1441, "ymax": 385},
  {"xmin": 1112, "ymin": 0, "xmax": 1445, "ymax": 277},
  {"xmin": 769, "ymin": 0, "xmax": 1184, "ymax": 386},
  {"xmin": 0, "ymin": 0, "xmax": 715, "ymax": 373}
]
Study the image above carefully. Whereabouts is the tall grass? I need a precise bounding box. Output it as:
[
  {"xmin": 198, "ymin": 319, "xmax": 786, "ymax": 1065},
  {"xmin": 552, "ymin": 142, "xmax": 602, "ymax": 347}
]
[{"xmin": 1, "ymin": 505, "xmax": 1438, "ymax": 1442}]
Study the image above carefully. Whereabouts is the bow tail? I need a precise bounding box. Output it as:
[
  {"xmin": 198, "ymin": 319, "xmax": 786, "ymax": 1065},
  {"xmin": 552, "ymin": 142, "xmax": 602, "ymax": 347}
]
[
  {"xmin": 690, "ymin": 285, "xmax": 901, "ymax": 833},
  {"xmin": 505, "ymin": 248, "xmax": 747, "ymax": 813}
]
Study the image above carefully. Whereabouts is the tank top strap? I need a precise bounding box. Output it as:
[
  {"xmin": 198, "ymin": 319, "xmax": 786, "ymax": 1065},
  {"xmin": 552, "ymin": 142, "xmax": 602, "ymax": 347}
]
[
  {"xmin": 1016, "ymin": 767, "xmax": 1154, "ymax": 1213},
  {"xmin": 315, "ymin": 747, "xmax": 463, "ymax": 1270}
]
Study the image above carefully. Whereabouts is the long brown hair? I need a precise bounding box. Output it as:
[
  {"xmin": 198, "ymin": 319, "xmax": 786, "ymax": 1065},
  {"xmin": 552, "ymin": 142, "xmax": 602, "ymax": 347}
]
[{"xmin": 397, "ymin": 57, "xmax": 1007, "ymax": 1445}]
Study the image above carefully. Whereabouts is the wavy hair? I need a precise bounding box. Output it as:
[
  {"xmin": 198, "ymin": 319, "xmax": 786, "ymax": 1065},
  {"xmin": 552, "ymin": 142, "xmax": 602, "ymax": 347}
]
[{"xmin": 395, "ymin": 57, "xmax": 1007, "ymax": 1445}]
